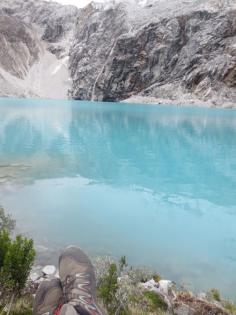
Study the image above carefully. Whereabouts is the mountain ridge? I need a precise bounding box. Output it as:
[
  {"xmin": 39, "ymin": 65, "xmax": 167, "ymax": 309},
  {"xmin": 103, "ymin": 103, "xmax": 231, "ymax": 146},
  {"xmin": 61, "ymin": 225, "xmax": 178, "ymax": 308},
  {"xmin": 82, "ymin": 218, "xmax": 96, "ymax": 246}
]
[{"xmin": 0, "ymin": 0, "xmax": 235, "ymax": 107}]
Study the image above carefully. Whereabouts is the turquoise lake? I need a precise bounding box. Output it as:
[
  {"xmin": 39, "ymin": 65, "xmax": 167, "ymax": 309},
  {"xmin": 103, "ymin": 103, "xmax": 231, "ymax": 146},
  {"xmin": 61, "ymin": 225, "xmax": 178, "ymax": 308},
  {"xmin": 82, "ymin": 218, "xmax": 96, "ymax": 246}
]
[{"xmin": 0, "ymin": 98, "xmax": 236, "ymax": 299}]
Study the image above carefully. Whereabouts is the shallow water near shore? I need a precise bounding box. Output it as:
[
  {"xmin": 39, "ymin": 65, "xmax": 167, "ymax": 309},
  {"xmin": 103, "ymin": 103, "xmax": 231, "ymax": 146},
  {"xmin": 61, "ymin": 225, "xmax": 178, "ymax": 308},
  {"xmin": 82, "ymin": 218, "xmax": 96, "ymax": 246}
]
[{"xmin": 0, "ymin": 98, "xmax": 236, "ymax": 299}]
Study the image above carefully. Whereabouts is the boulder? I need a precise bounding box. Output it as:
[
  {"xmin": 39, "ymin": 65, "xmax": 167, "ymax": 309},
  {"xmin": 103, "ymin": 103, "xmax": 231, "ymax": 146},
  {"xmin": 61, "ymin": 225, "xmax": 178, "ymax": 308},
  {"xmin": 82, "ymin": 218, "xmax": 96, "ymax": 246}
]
[
  {"xmin": 29, "ymin": 272, "xmax": 41, "ymax": 282},
  {"xmin": 42, "ymin": 265, "xmax": 56, "ymax": 276},
  {"xmin": 173, "ymin": 303, "xmax": 196, "ymax": 315}
]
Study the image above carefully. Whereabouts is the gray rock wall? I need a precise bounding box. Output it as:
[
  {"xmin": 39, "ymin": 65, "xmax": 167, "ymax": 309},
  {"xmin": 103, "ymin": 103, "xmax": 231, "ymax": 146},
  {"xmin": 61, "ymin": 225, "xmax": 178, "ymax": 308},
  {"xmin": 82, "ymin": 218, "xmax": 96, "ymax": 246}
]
[
  {"xmin": 68, "ymin": 3, "xmax": 130, "ymax": 100},
  {"xmin": 0, "ymin": 0, "xmax": 79, "ymax": 43},
  {"xmin": 0, "ymin": 15, "xmax": 41, "ymax": 79},
  {"xmin": 90, "ymin": 9, "xmax": 236, "ymax": 105},
  {"xmin": 0, "ymin": 0, "xmax": 235, "ymax": 106},
  {"xmin": 0, "ymin": 0, "xmax": 79, "ymax": 98}
]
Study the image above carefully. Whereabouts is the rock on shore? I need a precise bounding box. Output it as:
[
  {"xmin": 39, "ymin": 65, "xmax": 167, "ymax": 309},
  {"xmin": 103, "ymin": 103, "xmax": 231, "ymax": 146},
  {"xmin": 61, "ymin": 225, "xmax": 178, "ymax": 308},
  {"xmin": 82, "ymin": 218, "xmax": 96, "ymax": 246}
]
[{"xmin": 28, "ymin": 263, "xmax": 231, "ymax": 315}]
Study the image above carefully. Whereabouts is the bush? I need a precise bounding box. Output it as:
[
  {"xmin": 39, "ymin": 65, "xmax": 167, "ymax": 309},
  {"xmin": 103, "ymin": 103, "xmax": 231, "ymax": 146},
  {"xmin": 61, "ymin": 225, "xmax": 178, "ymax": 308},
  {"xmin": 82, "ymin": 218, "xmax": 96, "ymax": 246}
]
[
  {"xmin": 94, "ymin": 256, "xmax": 116, "ymax": 286},
  {"xmin": 143, "ymin": 291, "xmax": 168, "ymax": 312},
  {"xmin": 153, "ymin": 274, "xmax": 161, "ymax": 283},
  {"xmin": 0, "ymin": 207, "xmax": 15, "ymax": 232},
  {"xmin": 97, "ymin": 258, "xmax": 167, "ymax": 315},
  {"xmin": 98, "ymin": 263, "xmax": 118, "ymax": 313},
  {"xmin": 119, "ymin": 256, "xmax": 128, "ymax": 273},
  {"xmin": 2, "ymin": 234, "xmax": 35, "ymax": 294},
  {"xmin": 128, "ymin": 267, "xmax": 154, "ymax": 284},
  {"xmin": 224, "ymin": 301, "xmax": 236, "ymax": 314},
  {"xmin": 0, "ymin": 229, "xmax": 11, "ymax": 268},
  {"xmin": 0, "ymin": 206, "xmax": 35, "ymax": 314},
  {"xmin": 209, "ymin": 288, "xmax": 221, "ymax": 302},
  {"xmin": 0, "ymin": 295, "xmax": 33, "ymax": 315}
]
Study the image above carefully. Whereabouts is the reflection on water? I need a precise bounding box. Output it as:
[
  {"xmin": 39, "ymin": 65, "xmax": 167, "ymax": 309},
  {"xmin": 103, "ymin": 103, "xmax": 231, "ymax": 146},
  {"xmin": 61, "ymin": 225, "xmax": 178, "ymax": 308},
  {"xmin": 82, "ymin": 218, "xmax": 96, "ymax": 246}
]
[{"xmin": 0, "ymin": 98, "xmax": 236, "ymax": 299}]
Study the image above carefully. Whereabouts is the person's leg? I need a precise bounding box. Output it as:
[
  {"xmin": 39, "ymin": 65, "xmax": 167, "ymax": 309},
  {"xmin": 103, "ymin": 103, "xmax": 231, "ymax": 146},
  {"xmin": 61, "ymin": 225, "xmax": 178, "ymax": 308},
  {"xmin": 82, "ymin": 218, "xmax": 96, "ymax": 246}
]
[
  {"xmin": 33, "ymin": 278, "xmax": 64, "ymax": 315},
  {"xmin": 59, "ymin": 246, "xmax": 104, "ymax": 315}
]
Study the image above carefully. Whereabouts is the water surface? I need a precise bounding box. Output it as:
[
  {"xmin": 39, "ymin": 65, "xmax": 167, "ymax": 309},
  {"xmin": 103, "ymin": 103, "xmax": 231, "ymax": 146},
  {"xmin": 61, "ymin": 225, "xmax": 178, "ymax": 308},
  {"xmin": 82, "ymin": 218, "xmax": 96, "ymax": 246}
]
[{"xmin": 0, "ymin": 98, "xmax": 236, "ymax": 299}]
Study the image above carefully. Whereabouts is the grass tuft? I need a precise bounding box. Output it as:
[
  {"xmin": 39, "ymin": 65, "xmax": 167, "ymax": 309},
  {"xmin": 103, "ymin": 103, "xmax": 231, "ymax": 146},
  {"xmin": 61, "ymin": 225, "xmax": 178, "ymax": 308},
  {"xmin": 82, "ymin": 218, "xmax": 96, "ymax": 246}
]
[{"xmin": 143, "ymin": 291, "xmax": 168, "ymax": 311}]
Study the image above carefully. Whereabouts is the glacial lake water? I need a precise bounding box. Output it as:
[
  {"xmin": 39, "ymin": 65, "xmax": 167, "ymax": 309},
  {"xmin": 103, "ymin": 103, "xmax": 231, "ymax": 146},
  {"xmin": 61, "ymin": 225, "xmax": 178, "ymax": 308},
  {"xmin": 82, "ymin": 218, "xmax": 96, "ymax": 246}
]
[{"xmin": 0, "ymin": 98, "xmax": 236, "ymax": 299}]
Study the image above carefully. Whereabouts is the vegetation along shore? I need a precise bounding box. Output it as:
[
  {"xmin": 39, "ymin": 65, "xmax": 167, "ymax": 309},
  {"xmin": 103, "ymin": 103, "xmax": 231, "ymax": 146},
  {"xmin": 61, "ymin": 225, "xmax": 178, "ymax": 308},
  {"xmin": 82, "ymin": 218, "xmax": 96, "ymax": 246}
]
[{"xmin": 0, "ymin": 207, "xmax": 236, "ymax": 315}]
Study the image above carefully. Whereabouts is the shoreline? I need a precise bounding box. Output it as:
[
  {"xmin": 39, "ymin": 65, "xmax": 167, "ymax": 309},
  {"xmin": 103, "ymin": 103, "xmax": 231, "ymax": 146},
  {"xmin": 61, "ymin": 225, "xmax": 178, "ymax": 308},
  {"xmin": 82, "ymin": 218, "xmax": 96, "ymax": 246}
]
[
  {"xmin": 122, "ymin": 95, "xmax": 236, "ymax": 109},
  {"xmin": 1, "ymin": 95, "xmax": 236, "ymax": 109},
  {"xmin": 28, "ymin": 248, "xmax": 236, "ymax": 315},
  {"xmin": 32, "ymin": 244, "xmax": 235, "ymax": 303}
]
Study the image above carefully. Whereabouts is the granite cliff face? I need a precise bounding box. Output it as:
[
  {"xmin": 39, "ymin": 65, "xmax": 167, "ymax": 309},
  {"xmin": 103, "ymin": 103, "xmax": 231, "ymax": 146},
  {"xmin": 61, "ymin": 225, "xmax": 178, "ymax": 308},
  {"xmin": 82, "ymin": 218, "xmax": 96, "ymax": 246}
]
[
  {"xmin": 0, "ymin": 0, "xmax": 235, "ymax": 106},
  {"xmin": 0, "ymin": 15, "xmax": 41, "ymax": 79},
  {"xmin": 0, "ymin": 13, "xmax": 43, "ymax": 97},
  {"xmin": 93, "ymin": 9, "xmax": 236, "ymax": 106},
  {"xmin": 68, "ymin": 3, "xmax": 130, "ymax": 100},
  {"xmin": 69, "ymin": 0, "xmax": 236, "ymax": 107}
]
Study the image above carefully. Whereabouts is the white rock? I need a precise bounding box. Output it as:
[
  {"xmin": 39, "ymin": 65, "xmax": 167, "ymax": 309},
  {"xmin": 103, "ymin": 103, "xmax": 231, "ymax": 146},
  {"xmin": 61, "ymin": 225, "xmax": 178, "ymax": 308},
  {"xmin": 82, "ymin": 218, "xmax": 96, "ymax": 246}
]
[
  {"xmin": 141, "ymin": 279, "xmax": 158, "ymax": 290},
  {"xmin": 141, "ymin": 279, "xmax": 174, "ymax": 295},
  {"xmin": 197, "ymin": 292, "xmax": 207, "ymax": 300},
  {"xmin": 42, "ymin": 265, "xmax": 56, "ymax": 276},
  {"xmin": 30, "ymin": 272, "xmax": 41, "ymax": 282},
  {"xmin": 141, "ymin": 278, "xmax": 174, "ymax": 309},
  {"xmin": 117, "ymin": 275, "xmax": 130, "ymax": 283},
  {"xmin": 173, "ymin": 304, "xmax": 195, "ymax": 315},
  {"xmin": 37, "ymin": 277, "xmax": 45, "ymax": 284},
  {"xmin": 158, "ymin": 280, "xmax": 173, "ymax": 295}
]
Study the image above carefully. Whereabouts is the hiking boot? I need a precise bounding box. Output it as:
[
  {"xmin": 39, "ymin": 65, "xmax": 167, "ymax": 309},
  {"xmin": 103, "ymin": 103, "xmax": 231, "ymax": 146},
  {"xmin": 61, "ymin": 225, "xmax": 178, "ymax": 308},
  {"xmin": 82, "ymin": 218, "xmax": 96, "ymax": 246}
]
[
  {"xmin": 59, "ymin": 246, "xmax": 103, "ymax": 315},
  {"xmin": 59, "ymin": 304, "xmax": 78, "ymax": 315},
  {"xmin": 33, "ymin": 278, "xmax": 64, "ymax": 315}
]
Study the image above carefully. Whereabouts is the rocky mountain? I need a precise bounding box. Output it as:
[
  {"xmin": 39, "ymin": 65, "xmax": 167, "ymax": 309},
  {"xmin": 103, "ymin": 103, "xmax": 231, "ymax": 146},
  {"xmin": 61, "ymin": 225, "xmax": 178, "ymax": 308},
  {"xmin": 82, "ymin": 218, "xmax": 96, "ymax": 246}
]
[
  {"xmin": 0, "ymin": 0, "xmax": 79, "ymax": 98},
  {"xmin": 0, "ymin": 0, "xmax": 78, "ymax": 55},
  {"xmin": 93, "ymin": 9, "xmax": 236, "ymax": 106},
  {"xmin": 0, "ymin": 13, "xmax": 42, "ymax": 97},
  {"xmin": 0, "ymin": 0, "xmax": 235, "ymax": 107}
]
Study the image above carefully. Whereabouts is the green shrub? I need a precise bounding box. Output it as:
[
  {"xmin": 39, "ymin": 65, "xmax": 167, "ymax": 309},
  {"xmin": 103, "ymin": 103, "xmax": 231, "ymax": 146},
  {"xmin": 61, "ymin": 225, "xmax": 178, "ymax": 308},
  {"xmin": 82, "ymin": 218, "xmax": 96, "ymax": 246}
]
[
  {"xmin": 98, "ymin": 263, "xmax": 118, "ymax": 313},
  {"xmin": 0, "ymin": 207, "xmax": 15, "ymax": 232},
  {"xmin": 2, "ymin": 235, "xmax": 35, "ymax": 294},
  {"xmin": 97, "ymin": 258, "xmax": 166, "ymax": 314},
  {"xmin": 223, "ymin": 301, "xmax": 236, "ymax": 314},
  {"xmin": 209, "ymin": 288, "xmax": 221, "ymax": 302},
  {"xmin": 119, "ymin": 256, "xmax": 128, "ymax": 273},
  {"xmin": 128, "ymin": 267, "xmax": 154, "ymax": 284},
  {"xmin": 153, "ymin": 274, "xmax": 161, "ymax": 283},
  {"xmin": 0, "ymin": 295, "xmax": 33, "ymax": 315},
  {"xmin": 143, "ymin": 291, "xmax": 168, "ymax": 311},
  {"xmin": 0, "ymin": 229, "xmax": 11, "ymax": 268}
]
